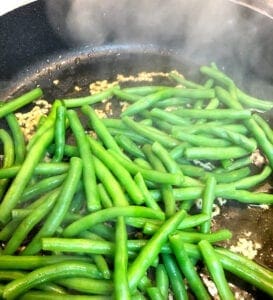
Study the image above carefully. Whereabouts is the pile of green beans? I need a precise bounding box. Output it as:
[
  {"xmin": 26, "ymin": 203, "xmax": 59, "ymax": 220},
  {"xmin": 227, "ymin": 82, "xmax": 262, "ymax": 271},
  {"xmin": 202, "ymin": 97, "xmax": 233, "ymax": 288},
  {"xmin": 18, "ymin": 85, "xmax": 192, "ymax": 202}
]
[{"xmin": 0, "ymin": 65, "xmax": 273, "ymax": 299}]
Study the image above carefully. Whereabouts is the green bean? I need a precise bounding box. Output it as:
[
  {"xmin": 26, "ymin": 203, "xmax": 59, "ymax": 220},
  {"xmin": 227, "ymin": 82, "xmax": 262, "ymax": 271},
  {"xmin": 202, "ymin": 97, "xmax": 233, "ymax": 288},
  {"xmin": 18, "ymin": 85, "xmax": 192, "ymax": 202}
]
[
  {"xmin": 200, "ymin": 66, "xmax": 234, "ymax": 87},
  {"xmin": 134, "ymin": 86, "xmax": 215, "ymax": 115},
  {"xmin": 152, "ymin": 141, "xmax": 183, "ymax": 176},
  {"xmin": 134, "ymin": 172, "xmax": 162, "ymax": 211},
  {"xmin": 179, "ymin": 164, "xmax": 206, "ymax": 178},
  {"xmin": 20, "ymin": 173, "xmax": 67, "ymax": 204},
  {"xmin": 170, "ymin": 237, "xmax": 210, "ymax": 300},
  {"xmin": 115, "ymin": 134, "xmax": 145, "ymax": 158},
  {"xmin": 0, "ymin": 255, "xmax": 92, "ymax": 270},
  {"xmin": 22, "ymin": 157, "xmax": 83, "ymax": 255},
  {"xmin": 217, "ymin": 155, "xmax": 252, "ymax": 172},
  {"xmin": 121, "ymin": 88, "xmax": 174, "ymax": 117},
  {"xmin": 169, "ymin": 71, "xmax": 205, "ymax": 89},
  {"xmin": 253, "ymin": 113, "xmax": 273, "ymax": 144},
  {"xmin": 67, "ymin": 110, "xmax": 100, "ymax": 211},
  {"xmin": 48, "ymin": 144, "xmax": 80, "ymax": 157},
  {"xmin": 200, "ymin": 126, "xmax": 257, "ymax": 152},
  {"xmin": 150, "ymin": 108, "xmax": 190, "ymax": 126},
  {"xmin": 173, "ymin": 108, "xmax": 251, "ymax": 120},
  {"xmin": 237, "ymin": 88, "xmax": 273, "ymax": 111},
  {"xmin": 114, "ymin": 217, "xmax": 130, "ymax": 299},
  {"xmin": 90, "ymin": 224, "xmax": 115, "ymax": 242},
  {"xmin": 102, "ymin": 118, "xmax": 127, "ymax": 129},
  {"xmin": 217, "ymin": 250, "xmax": 273, "ymax": 297},
  {"xmin": 82, "ymin": 105, "xmax": 121, "ymax": 154},
  {"xmin": 162, "ymin": 254, "xmax": 188, "ymax": 300},
  {"xmin": 0, "ymin": 162, "xmax": 69, "ymax": 179},
  {"xmin": 134, "ymin": 158, "xmax": 152, "ymax": 169},
  {"xmin": 143, "ymin": 144, "xmax": 175, "ymax": 217},
  {"xmin": 97, "ymin": 183, "xmax": 113, "ymax": 208},
  {"xmin": 0, "ymin": 129, "xmax": 15, "ymax": 199},
  {"xmin": 184, "ymin": 146, "xmax": 249, "ymax": 160},
  {"xmin": 27, "ymin": 100, "xmax": 61, "ymax": 151},
  {"xmin": 3, "ymin": 189, "xmax": 59, "ymax": 255},
  {"xmin": 143, "ymin": 213, "xmax": 210, "ymax": 236},
  {"xmin": 216, "ymin": 188, "xmax": 273, "ymax": 204},
  {"xmin": 122, "ymin": 86, "xmax": 166, "ymax": 96},
  {"xmin": 155, "ymin": 264, "xmax": 169, "ymax": 300},
  {"xmin": 0, "ymin": 102, "xmax": 61, "ymax": 224},
  {"xmin": 245, "ymin": 118, "xmax": 273, "ymax": 168},
  {"xmin": 151, "ymin": 118, "xmax": 173, "ymax": 134},
  {"xmin": 63, "ymin": 87, "xmax": 115, "ymax": 108},
  {"xmin": 57, "ymin": 278, "xmax": 113, "ymax": 295},
  {"xmin": 154, "ymin": 97, "xmax": 190, "ymax": 109},
  {"xmin": 123, "ymin": 116, "xmax": 179, "ymax": 148},
  {"xmin": 127, "ymin": 209, "xmax": 186, "ymax": 290},
  {"xmin": 172, "ymin": 129, "xmax": 231, "ymax": 148},
  {"xmin": 0, "ymin": 218, "xmax": 22, "ymax": 241},
  {"xmin": 109, "ymin": 149, "xmax": 183, "ymax": 185},
  {"xmin": 19, "ymin": 292, "xmax": 110, "ymax": 300},
  {"xmin": 147, "ymin": 287, "xmax": 164, "ymax": 300},
  {"xmin": 209, "ymin": 166, "xmax": 251, "ymax": 184},
  {"xmin": 63, "ymin": 206, "xmax": 165, "ymax": 237},
  {"xmin": 113, "ymin": 88, "xmax": 141, "ymax": 102},
  {"xmin": 0, "ymin": 87, "xmax": 43, "ymax": 118},
  {"xmin": 108, "ymin": 127, "xmax": 151, "ymax": 144},
  {"xmin": 199, "ymin": 240, "xmax": 235, "ymax": 300},
  {"xmin": 88, "ymin": 136, "xmax": 144, "ymax": 205},
  {"xmin": 216, "ymin": 248, "xmax": 273, "ymax": 282},
  {"xmin": 52, "ymin": 105, "xmax": 66, "ymax": 162},
  {"xmin": 205, "ymin": 97, "xmax": 219, "ymax": 109},
  {"xmin": 6, "ymin": 113, "xmax": 25, "ymax": 164},
  {"xmin": 93, "ymin": 156, "xmax": 129, "ymax": 207},
  {"xmin": 173, "ymin": 229, "xmax": 232, "ymax": 244},
  {"xmin": 199, "ymin": 175, "xmax": 216, "ymax": 233},
  {"xmin": 2, "ymin": 261, "xmax": 102, "ymax": 300}
]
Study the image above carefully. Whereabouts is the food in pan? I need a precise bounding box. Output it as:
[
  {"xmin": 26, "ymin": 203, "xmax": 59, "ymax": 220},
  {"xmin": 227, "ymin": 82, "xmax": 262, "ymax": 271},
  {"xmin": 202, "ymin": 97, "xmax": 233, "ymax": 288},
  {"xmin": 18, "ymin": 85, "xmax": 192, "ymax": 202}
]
[{"xmin": 0, "ymin": 64, "xmax": 273, "ymax": 299}]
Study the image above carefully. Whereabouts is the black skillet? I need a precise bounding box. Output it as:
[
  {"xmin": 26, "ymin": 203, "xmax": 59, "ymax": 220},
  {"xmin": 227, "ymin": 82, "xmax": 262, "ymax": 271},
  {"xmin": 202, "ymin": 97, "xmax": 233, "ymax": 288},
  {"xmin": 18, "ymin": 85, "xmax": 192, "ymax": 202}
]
[{"xmin": 0, "ymin": 0, "xmax": 273, "ymax": 298}]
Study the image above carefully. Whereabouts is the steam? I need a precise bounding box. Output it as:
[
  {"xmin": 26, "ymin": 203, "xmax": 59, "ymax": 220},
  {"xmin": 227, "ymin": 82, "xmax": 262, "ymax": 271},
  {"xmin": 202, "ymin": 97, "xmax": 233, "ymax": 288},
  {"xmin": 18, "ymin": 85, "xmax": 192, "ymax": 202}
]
[{"xmin": 46, "ymin": 0, "xmax": 273, "ymax": 95}]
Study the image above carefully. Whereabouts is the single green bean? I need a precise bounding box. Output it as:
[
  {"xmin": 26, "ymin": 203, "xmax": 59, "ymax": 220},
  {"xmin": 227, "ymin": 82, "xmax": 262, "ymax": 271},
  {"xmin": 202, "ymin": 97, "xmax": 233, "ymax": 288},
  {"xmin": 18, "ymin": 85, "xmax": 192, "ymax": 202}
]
[
  {"xmin": 113, "ymin": 88, "xmax": 141, "ymax": 102},
  {"xmin": 114, "ymin": 216, "xmax": 130, "ymax": 299},
  {"xmin": 67, "ymin": 109, "xmax": 100, "ymax": 211},
  {"xmin": 19, "ymin": 291, "xmax": 110, "ymax": 300},
  {"xmin": 155, "ymin": 264, "xmax": 169, "ymax": 300},
  {"xmin": 150, "ymin": 108, "xmax": 191, "ymax": 126},
  {"xmin": 173, "ymin": 108, "xmax": 251, "ymax": 120},
  {"xmin": 57, "ymin": 277, "xmax": 113, "ymax": 295},
  {"xmin": 63, "ymin": 206, "xmax": 165, "ymax": 237},
  {"xmin": 134, "ymin": 172, "xmax": 162, "ymax": 211},
  {"xmin": 63, "ymin": 87, "xmax": 115, "ymax": 108},
  {"xmin": 22, "ymin": 157, "xmax": 83, "ymax": 255},
  {"xmin": 199, "ymin": 240, "xmax": 235, "ymax": 300},
  {"xmin": 172, "ymin": 129, "xmax": 231, "ymax": 148},
  {"xmin": 209, "ymin": 166, "xmax": 251, "ymax": 184},
  {"xmin": 173, "ymin": 229, "xmax": 232, "ymax": 244},
  {"xmin": 162, "ymin": 253, "xmax": 188, "ymax": 300},
  {"xmin": 20, "ymin": 173, "xmax": 66, "ymax": 204},
  {"xmin": 97, "ymin": 183, "xmax": 113, "ymax": 208},
  {"xmin": 127, "ymin": 209, "xmax": 186, "ymax": 290},
  {"xmin": 122, "ymin": 86, "xmax": 166, "ymax": 96},
  {"xmin": 200, "ymin": 175, "xmax": 216, "ymax": 233},
  {"xmin": 2, "ymin": 261, "xmax": 102, "ymax": 300},
  {"xmin": 184, "ymin": 146, "xmax": 249, "ymax": 160},
  {"xmin": 0, "ymin": 87, "xmax": 43, "ymax": 118},
  {"xmin": 6, "ymin": 113, "xmax": 25, "ymax": 164},
  {"xmin": 108, "ymin": 127, "xmax": 151, "ymax": 144},
  {"xmin": 147, "ymin": 287, "xmax": 164, "ymax": 300},
  {"xmin": 169, "ymin": 71, "xmax": 204, "ymax": 89},
  {"xmin": 253, "ymin": 113, "xmax": 273, "ymax": 144},
  {"xmin": 170, "ymin": 237, "xmax": 210, "ymax": 300},
  {"xmin": 115, "ymin": 134, "xmax": 145, "ymax": 158},
  {"xmin": 52, "ymin": 105, "xmax": 66, "ymax": 162}
]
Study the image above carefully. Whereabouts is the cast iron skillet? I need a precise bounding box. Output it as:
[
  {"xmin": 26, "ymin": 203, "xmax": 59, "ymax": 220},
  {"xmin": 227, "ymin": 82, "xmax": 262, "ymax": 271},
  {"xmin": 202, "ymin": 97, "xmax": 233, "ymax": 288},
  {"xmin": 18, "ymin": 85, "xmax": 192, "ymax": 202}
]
[{"xmin": 0, "ymin": 1, "xmax": 273, "ymax": 299}]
